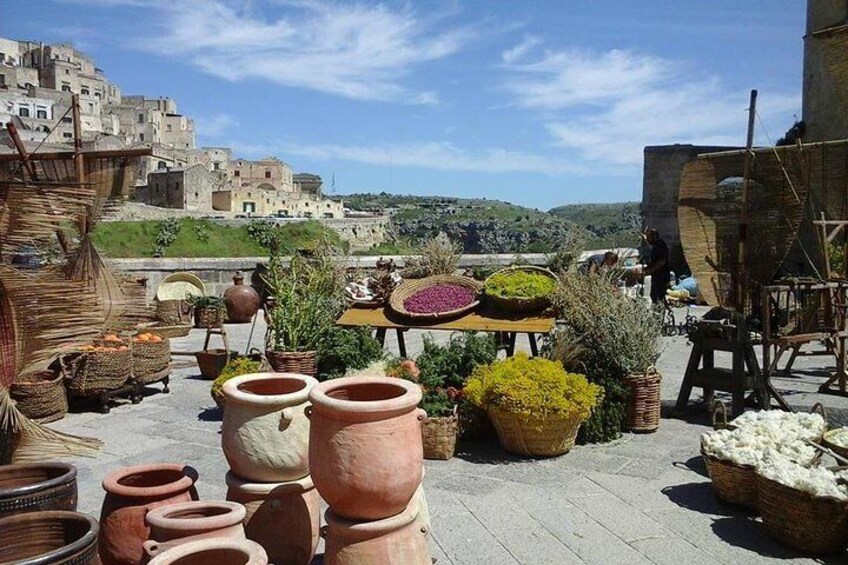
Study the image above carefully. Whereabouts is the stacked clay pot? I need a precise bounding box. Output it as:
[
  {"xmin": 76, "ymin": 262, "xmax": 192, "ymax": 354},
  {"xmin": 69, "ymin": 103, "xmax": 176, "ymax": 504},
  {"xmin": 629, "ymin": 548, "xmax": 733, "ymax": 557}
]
[
  {"xmin": 222, "ymin": 373, "xmax": 320, "ymax": 565},
  {"xmin": 147, "ymin": 538, "xmax": 268, "ymax": 565},
  {"xmin": 142, "ymin": 500, "xmax": 247, "ymax": 561},
  {"xmin": 308, "ymin": 376, "xmax": 431, "ymax": 565}
]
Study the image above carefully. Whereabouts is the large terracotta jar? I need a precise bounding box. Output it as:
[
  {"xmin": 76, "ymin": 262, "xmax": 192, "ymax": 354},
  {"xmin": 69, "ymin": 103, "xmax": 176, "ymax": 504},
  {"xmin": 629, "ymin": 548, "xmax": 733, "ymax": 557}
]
[
  {"xmin": 225, "ymin": 472, "xmax": 320, "ymax": 565},
  {"xmin": 222, "ymin": 373, "xmax": 317, "ymax": 483},
  {"xmin": 0, "ymin": 462, "xmax": 77, "ymax": 519},
  {"xmin": 0, "ymin": 510, "xmax": 100, "ymax": 565},
  {"xmin": 322, "ymin": 487, "xmax": 430, "ymax": 565},
  {"xmin": 99, "ymin": 464, "xmax": 199, "ymax": 565},
  {"xmin": 143, "ymin": 501, "xmax": 246, "ymax": 561},
  {"xmin": 223, "ymin": 272, "xmax": 261, "ymax": 324},
  {"xmin": 308, "ymin": 376, "xmax": 424, "ymax": 521},
  {"xmin": 147, "ymin": 538, "xmax": 268, "ymax": 565}
]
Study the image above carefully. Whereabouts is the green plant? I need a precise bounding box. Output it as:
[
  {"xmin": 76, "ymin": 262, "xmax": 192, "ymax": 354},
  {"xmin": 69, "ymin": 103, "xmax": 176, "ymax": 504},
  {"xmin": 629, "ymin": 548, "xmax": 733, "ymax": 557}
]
[
  {"xmin": 211, "ymin": 357, "xmax": 261, "ymax": 406},
  {"xmin": 485, "ymin": 270, "xmax": 556, "ymax": 299},
  {"xmin": 193, "ymin": 222, "xmax": 210, "ymax": 242},
  {"xmin": 317, "ymin": 326, "xmax": 385, "ymax": 381},
  {"xmin": 416, "ymin": 333, "xmax": 497, "ymax": 390},
  {"xmin": 186, "ymin": 294, "xmax": 225, "ymax": 312},
  {"xmin": 152, "ymin": 218, "xmax": 182, "ymax": 257},
  {"xmin": 464, "ymin": 353, "xmax": 601, "ymax": 420},
  {"xmin": 546, "ymin": 231, "xmax": 585, "ymax": 274},
  {"xmin": 402, "ymin": 233, "xmax": 461, "ymax": 278},
  {"xmin": 829, "ymin": 242, "xmax": 845, "ymax": 277}
]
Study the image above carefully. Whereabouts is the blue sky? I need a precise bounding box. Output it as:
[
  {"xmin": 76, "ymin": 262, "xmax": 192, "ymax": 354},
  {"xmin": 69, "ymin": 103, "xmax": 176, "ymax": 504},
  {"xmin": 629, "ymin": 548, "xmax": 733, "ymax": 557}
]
[{"xmin": 2, "ymin": 1, "xmax": 805, "ymax": 209}]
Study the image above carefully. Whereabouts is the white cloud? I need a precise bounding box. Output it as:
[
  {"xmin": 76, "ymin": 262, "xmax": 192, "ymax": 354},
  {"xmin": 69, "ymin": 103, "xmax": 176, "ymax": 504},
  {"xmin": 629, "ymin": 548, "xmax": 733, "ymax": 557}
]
[
  {"xmin": 501, "ymin": 44, "xmax": 801, "ymax": 165},
  {"xmin": 131, "ymin": 0, "xmax": 472, "ymax": 104},
  {"xmin": 501, "ymin": 35, "xmax": 542, "ymax": 65},
  {"xmin": 233, "ymin": 139, "xmax": 588, "ymax": 176},
  {"xmin": 196, "ymin": 113, "xmax": 238, "ymax": 138}
]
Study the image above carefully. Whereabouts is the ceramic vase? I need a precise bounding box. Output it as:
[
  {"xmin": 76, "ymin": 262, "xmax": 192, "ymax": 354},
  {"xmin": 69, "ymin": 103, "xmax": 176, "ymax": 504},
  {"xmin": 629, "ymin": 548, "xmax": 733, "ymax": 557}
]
[
  {"xmin": 225, "ymin": 472, "xmax": 320, "ymax": 565},
  {"xmin": 221, "ymin": 373, "xmax": 316, "ymax": 483},
  {"xmin": 143, "ymin": 501, "xmax": 246, "ymax": 560},
  {"xmin": 0, "ymin": 462, "xmax": 77, "ymax": 518},
  {"xmin": 223, "ymin": 272, "xmax": 261, "ymax": 323},
  {"xmin": 99, "ymin": 463, "xmax": 199, "ymax": 565},
  {"xmin": 0, "ymin": 510, "xmax": 99, "ymax": 564},
  {"xmin": 147, "ymin": 538, "xmax": 268, "ymax": 565},
  {"xmin": 308, "ymin": 376, "xmax": 424, "ymax": 521}
]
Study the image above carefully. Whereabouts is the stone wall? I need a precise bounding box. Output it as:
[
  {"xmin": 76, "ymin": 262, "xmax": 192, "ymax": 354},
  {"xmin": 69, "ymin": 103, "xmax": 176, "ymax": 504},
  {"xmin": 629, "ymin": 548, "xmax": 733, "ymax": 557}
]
[
  {"xmin": 112, "ymin": 253, "xmax": 550, "ymax": 301},
  {"xmin": 802, "ymin": 0, "xmax": 848, "ymax": 142},
  {"xmin": 641, "ymin": 144, "xmax": 740, "ymax": 272}
]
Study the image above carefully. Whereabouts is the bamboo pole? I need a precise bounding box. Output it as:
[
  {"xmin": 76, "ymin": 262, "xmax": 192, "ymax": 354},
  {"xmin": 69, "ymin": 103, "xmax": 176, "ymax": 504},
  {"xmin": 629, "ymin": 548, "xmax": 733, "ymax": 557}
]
[
  {"xmin": 4, "ymin": 121, "xmax": 38, "ymax": 181},
  {"xmin": 736, "ymin": 89, "xmax": 758, "ymax": 312},
  {"xmin": 71, "ymin": 94, "xmax": 88, "ymax": 234}
]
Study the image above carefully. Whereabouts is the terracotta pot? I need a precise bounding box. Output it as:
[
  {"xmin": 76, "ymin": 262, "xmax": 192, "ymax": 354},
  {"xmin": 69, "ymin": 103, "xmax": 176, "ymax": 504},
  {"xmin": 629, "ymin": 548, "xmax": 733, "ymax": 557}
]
[
  {"xmin": 147, "ymin": 538, "xmax": 268, "ymax": 565},
  {"xmin": 143, "ymin": 501, "xmax": 246, "ymax": 560},
  {"xmin": 195, "ymin": 349, "xmax": 238, "ymax": 380},
  {"xmin": 0, "ymin": 510, "xmax": 99, "ymax": 564},
  {"xmin": 308, "ymin": 376, "xmax": 425, "ymax": 521},
  {"xmin": 99, "ymin": 464, "xmax": 199, "ymax": 565},
  {"xmin": 223, "ymin": 272, "xmax": 261, "ymax": 324},
  {"xmin": 225, "ymin": 472, "xmax": 320, "ymax": 565},
  {"xmin": 221, "ymin": 373, "xmax": 317, "ymax": 482},
  {"xmin": 322, "ymin": 487, "xmax": 430, "ymax": 565},
  {"xmin": 0, "ymin": 462, "xmax": 77, "ymax": 519}
]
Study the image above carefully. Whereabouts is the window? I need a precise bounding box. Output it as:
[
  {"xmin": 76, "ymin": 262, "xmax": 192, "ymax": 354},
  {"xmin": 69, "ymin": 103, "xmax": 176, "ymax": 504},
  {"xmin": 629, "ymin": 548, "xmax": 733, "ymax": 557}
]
[
  {"xmin": 247, "ymin": 192, "xmax": 251, "ymax": 198},
  {"xmin": 81, "ymin": 87, "xmax": 89, "ymax": 95},
  {"xmin": 18, "ymin": 107, "xmax": 30, "ymax": 117},
  {"xmin": 36, "ymin": 109, "xmax": 47, "ymax": 119},
  {"xmin": 0, "ymin": 74, "xmax": 5, "ymax": 85},
  {"xmin": 157, "ymin": 161, "xmax": 167, "ymax": 169},
  {"xmin": 265, "ymin": 170, "xmax": 271, "ymax": 179},
  {"xmin": 63, "ymin": 132, "xmax": 72, "ymax": 139},
  {"xmin": 88, "ymin": 103, "xmax": 94, "ymax": 111},
  {"xmin": 234, "ymin": 170, "xmax": 240, "ymax": 178},
  {"xmin": 139, "ymin": 133, "xmax": 144, "ymax": 141},
  {"xmin": 194, "ymin": 192, "xmax": 198, "ymax": 199},
  {"xmin": 213, "ymin": 163, "xmax": 219, "ymax": 171},
  {"xmin": 166, "ymin": 124, "xmax": 172, "ymax": 132},
  {"xmin": 94, "ymin": 93, "xmax": 101, "ymax": 99},
  {"xmin": 175, "ymin": 182, "xmax": 180, "ymax": 190},
  {"xmin": 138, "ymin": 113, "xmax": 144, "ymax": 124},
  {"xmin": 65, "ymin": 69, "xmax": 69, "ymax": 74},
  {"xmin": 61, "ymin": 85, "xmax": 71, "ymax": 92},
  {"xmin": 62, "ymin": 117, "xmax": 72, "ymax": 123}
]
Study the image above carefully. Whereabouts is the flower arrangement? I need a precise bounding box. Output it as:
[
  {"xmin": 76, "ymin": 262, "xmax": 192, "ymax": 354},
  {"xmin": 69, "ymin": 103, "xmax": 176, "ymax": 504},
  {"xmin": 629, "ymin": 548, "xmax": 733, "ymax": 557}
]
[
  {"xmin": 211, "ymin": 357, "xmax": 262, "ymax": 409},
  {"xmin": 485, "ymin": 270, "xmax": 556, "ymax": 300}
]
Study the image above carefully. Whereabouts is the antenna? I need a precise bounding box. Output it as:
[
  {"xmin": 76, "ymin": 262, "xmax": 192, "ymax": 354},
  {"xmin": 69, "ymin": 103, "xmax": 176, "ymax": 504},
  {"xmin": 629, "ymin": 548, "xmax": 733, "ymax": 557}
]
[{"xmin": 331, "ymin": 172, "xmax": 336, "ymax": 194}]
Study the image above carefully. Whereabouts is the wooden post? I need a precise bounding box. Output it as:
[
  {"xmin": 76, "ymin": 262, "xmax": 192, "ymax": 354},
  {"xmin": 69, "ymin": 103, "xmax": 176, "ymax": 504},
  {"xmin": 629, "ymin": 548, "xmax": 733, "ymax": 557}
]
[
  {"xmin": 736, "ymin": 89, "xmax": 758, "ymax": 312},
  {"xmin": 4, "ymin": 121, "xmax": 38, "ymax": 181},
  {"xmin": 71, "ymin": 94, "xmax": 88, "ymax": 234}
]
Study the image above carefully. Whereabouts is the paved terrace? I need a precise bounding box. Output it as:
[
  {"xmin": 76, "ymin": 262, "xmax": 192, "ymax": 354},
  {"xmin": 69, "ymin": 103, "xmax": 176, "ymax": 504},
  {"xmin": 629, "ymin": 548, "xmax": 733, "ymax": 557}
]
[{"xmin": 52, "ymin": 307, "xmax": 848, "ymax": 564}]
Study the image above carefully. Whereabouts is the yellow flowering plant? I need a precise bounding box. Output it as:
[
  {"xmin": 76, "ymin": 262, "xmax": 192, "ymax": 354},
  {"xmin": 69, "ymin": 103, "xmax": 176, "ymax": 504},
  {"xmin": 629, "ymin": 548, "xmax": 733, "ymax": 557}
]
[{"xmin": 464, "ymin": 353, "xmax": 602, "ymax": 420}]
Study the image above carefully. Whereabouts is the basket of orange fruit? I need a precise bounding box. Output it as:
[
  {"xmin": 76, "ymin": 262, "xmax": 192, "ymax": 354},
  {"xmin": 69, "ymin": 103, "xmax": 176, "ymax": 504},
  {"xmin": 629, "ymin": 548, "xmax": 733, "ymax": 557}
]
[
  {"xmin": 132, "ymin": 332, "xmax": 170, "ymax": 385},
  {"xmin": 62, "ymin": 333, "xmax": 132, "ymax": 398}
]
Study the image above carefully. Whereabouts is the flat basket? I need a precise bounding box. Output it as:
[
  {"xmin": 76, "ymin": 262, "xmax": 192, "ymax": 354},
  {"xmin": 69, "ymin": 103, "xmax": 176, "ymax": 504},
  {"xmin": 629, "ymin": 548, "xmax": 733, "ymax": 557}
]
[
  {"xmin": 265, "ymin": 350, "xmax": 318, "ymax": 377},
  {"xmin": 821, "ymin": 428, "xmax": 848, "ymax": 462},
  {"xmin": 756, "ymin": 470, "xmax": 848, "ymax": 554},
  {"xmin": 10, "ymin": 370, "xmax": 68, "ymax": 423},
  {"xmin": 422, "ymin": 410, "xmax": 459, "ymax": 460},
  {"xmin": 389, "ymin": 275, "xmax": 482, "ymax": 322},
  {"xmin": 488, "ymin": 406, "xmax": 582, "ymax": 457},
  {"xmin": 484, "ymin": 265, "xmax": 557, "ymax": 313},
  {"xmin": 623, "ymin": 367, "xmax": 661, "ymax": 432},
  {"xmin": 156, "ymin": 272, "xmax": 205, "ymax": 301}
]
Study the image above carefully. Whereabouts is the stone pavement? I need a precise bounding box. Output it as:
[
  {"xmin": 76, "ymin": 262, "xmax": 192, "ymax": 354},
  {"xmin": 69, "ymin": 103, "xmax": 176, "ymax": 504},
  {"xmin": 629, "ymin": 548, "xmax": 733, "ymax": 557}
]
[{"xmin": 50, "ymin": 308, "xmax": 848, "ymax": 564}]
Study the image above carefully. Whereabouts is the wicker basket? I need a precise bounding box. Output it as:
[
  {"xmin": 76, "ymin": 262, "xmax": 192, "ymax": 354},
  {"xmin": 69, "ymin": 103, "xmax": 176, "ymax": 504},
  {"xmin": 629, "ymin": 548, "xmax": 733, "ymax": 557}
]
[
  {"xmin": 155, "ymin": 299, "xmax": 191, "ymax": 325},
  {"xmin": 132, "ymin": 337, "xmax": 171, "ymax": 384},
  {"xmin": 488, "ymin": 406, "xmax": 582, "ymax": 457},
  {"xmin": 756, "ymin": 471, "xmax": 848, "ymax": 554},
  {"xmin": 623, "ymin": 367, "xmax": 661, "ymax": 433},
  {"xmin": 484, "ymin": 265, "xmax": 557, "ymax": 313},
  {"xmin": 156, "ymin": 272, "xmax": 205, "ymax": 301},
  {"xmin": 141, "ymin": 324, "xmax": 192, "ymax": 339},
  {"xmin": 422, "ymin": 410, "xmax": 459, "ymax": 460},
  {"xmin": 821, "ymin": 428, "xmax": 848, "ymax": 462},
  {"xmin": 61, "ymin": 349, "xmax": 131, "ymax": 397},
  {"xmin": 10, "ymin": 371, "xmax": 68, "ymax": 423},
  {"xmin": 389, "ymin": 275, "xmax": 482, "ymax": 322},
  {"xmin": 194, "ymin": 306, "xmax": 224, "ymax": 328},
  {"xmin": 265, "ymin": 350, "xmax": 318, "ymax": 376}
]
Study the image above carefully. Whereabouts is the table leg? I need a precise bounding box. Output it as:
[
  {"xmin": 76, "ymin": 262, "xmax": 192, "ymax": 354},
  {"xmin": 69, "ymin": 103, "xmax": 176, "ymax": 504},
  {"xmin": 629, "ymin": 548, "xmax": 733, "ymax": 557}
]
[
  {"xmin": 506, "ymin": 333, "xmax": 517, "ymax": 356},
  {"xmin": 396, "ymin": 329, "xmax": 408, "ymax": 358},
  {"xmin": 375, "ymin": 328, "xmax": 387, "ymax": 347},
  {"xmin": 529, "ymin": 333, "xmax": 539, "ymax": 357}
]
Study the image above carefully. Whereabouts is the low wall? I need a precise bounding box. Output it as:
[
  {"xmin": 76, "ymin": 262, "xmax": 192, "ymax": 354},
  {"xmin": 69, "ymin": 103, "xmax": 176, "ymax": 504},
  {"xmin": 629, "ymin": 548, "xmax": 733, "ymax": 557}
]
[{"xmin": 112, "ymin": 254, "xmax": 549, "ymax": 300}]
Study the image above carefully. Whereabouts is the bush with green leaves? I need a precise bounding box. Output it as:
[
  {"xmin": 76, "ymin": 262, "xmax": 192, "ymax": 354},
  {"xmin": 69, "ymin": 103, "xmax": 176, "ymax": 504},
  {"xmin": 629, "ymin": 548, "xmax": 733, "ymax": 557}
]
[
  {"xmin": 152, "ymin": 218, "xmax": 182, "ymax": 257},
  {"xmin": 416, "ymin": 332, "xmax": 497, "ymax": 390},
  {"xmin": 317, "ymin": 326, "xmax": 385, "ymax": 381},
  {"xmin": 211, "ymin": 357, "xmax": 262, "ymax": 407}
]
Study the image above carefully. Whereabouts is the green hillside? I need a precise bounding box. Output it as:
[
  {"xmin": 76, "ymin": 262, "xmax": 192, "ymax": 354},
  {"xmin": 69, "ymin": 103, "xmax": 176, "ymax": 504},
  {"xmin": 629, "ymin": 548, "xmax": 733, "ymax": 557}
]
[{"xmin": 548, "ymin": 202, "xmax": 642, "ymax": 248}]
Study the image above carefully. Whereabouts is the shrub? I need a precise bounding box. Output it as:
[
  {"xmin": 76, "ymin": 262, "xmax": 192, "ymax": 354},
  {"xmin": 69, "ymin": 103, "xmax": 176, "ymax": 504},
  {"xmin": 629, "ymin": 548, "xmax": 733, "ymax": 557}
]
[
  {"xmin": 416, "ymin": 333, "xmax": 497, "ymax": 390},
  {"xmin": 211, "ymin": 357, "xmax": 262, "ymax": 407},
  {"xmin": 317, "ymin": 326, "xmax": 385, "ymax": 381},
  {"xmin": 464, "ymin": 353, "xmax": 601, "ymax": 420},
  {"xmin": 485, "ymin": 270, "xmax": 556, "ymax": 299},
  {"xmin": 402, "ymin": 233, "xmax": 461, "ymax": 278}
]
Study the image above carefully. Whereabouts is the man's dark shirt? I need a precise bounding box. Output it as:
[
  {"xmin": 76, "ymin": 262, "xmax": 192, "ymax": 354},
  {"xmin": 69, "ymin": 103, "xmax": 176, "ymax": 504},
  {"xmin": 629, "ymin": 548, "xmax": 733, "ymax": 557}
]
[{"xmin": 649, "ymin": 239, "xmax": 672, "ymax": 294}]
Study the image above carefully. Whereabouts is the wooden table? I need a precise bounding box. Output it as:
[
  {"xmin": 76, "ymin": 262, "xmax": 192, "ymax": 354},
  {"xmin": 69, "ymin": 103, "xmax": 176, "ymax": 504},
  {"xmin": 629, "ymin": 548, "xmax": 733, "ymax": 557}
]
[{"xmin": 336, "ymin": 306, "xmax": 556, "ymax": 357}]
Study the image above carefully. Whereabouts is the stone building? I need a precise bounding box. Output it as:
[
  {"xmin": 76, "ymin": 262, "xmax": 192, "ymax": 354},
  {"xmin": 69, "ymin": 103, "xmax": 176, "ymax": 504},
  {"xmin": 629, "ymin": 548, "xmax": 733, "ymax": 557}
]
[
  {"xmin": 107, "ymin": 96, "xmax": 195, "ymax": 149},
  {"xmin": 293, "ymin": 173, "xmax": 322, "ymax": 195},
  {"xmin": 802, "ymin": 0, "xmax": 848, "ymax": 142},
  {"xmin": 137, "ymin": 164, "xmax": 214, "ymax": 211},
  {"xmin": 229, "ymin": 156, "xmax": 294, "ymax": 192},
  {"xmin": 211, "ymin": 186, "xmax": 344, "ymax": 218}
]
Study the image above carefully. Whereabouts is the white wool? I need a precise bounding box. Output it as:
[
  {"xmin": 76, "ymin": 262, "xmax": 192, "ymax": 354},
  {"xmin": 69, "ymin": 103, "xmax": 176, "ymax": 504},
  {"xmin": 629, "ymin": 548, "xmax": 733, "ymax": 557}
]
[
  {"xmin": 757, "ymin": 453, "xmax": 848, "ymax": 501},
  {"xmin": 827, "ymin": 427, "xmax": 848, "ymax": 448}
]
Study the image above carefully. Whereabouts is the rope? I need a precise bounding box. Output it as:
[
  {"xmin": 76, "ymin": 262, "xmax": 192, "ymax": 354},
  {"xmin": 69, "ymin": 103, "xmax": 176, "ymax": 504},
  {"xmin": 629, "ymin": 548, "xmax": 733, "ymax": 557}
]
[{"xmin": 756, "ymin": 111, "xmax": 802, "ymax": 205}]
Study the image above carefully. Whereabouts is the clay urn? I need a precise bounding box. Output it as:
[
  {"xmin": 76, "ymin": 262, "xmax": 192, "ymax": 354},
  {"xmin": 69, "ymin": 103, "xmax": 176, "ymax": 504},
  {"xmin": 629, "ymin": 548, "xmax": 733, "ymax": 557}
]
[
  {"xmin": 0, "ymin": 461, "xmax": 78, "ymax": 519},
  {"xmin": 225, "ymin": 471, "xmax": 320, "ymax": 565},
  {"xmin": 221, "ymin": 373, "xmax": 317, "ymax": 483},
  {"xmin": 147, "ymin": 537, "xmax": 268, "ymax": 565},
  {"xmin": 99, "ymin": 463, "xmax": 199, "ymax": 565},
  {"xmin": 0, "ymin": 510, "xmax": 100, "ymax": 564},
  {"xmin": 322, "ymin": 486, "xmax": 431, "ymax": 565},
  {"xmin": 142, "ymin": 501, "xmax": 246, "ymax": 561},
  {"xmin": 223, "ymin": 272, "xmax": 261, "ymax": 324},
  {"xmin": 307, "ymin": 376, "xmax": 425, "ymax": 521}
]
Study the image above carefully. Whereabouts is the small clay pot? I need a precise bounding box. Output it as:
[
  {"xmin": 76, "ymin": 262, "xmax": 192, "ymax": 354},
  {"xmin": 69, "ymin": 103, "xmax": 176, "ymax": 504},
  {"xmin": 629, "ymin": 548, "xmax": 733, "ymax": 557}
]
[
  {"xmin": 221, "ymin": 373, "xmax": 316, "ymax": 483},
  {"xmin": 0, "ymin": 510, "xmax": 99, "ymax": 564},
  {"xmin": 143, "ymin": 501, "xmax": 246, "ymax": 560},
  {"xmin": 0, "ymin": 462, "xmax": 78, "ymax": 519},
  {"xmin": 223, "ymin": 272, "xmax": 261, "ymax": 324},
  {"xmin": 322, "ymin": 487, "xmax": 430, "ymax": 565},
  {"xmin": 225, "ymin": 472, "xmax": 320, "ymax": 565},
  {"xmin": 99, "ymin": 463, "xmax": 199, "ymax": 565},
  {"xmin": 308, "ymin": 376, "xmax": 425, "ymax": 521},
  {"xmin": 147, "ymin": 538, "xmax": 268, "ymax": 565}
]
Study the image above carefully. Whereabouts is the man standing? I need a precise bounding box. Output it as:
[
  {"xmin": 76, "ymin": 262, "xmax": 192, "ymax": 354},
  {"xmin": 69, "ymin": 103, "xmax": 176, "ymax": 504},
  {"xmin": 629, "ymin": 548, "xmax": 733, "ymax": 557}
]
[{"xmin": 643, "ymin": 228, "xmax": 671, "ymax": 303}]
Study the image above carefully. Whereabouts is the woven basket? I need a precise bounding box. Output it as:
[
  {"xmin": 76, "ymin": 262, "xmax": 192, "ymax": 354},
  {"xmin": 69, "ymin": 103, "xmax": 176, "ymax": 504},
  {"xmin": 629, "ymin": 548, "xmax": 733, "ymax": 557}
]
[
  {"xmin": 155, "ymin": 299, "xmax": 191, "ymax": 325},
  {"xmin": 484, "ymin": 265, "xmax": 557, "ymax": 313},
  {"xmin": 488, "ymin": 406, "xmax": 582, "ymax": 457},
  {"xmin": 194, "ymin": 306, "xmax": 224, "ymax": 328},
  {"xmin": 422, "ymin": 410, "xmax": 459, "ymax": 460},
  {"xmin": 265, "ymin": 350, "xmax": 318, "ymax": 377},
  {"xmin": 132, "ymin": 337, "xmax": 171, "ymax": 384},
  {"xmin": 141, "ymin": 324, "xmax": 192, "ymax": 339},
  {"xmin": 10, "ymin": 371, "xmax": 68, "ymax": 423},
  {"xmin": 756, "ymin": 471, "xmax": 848, "ymax": 554},
  {"xmin": 389, "ymin": 275, "xmax": 482, "ymax": 322},
  {"xmin": 62, "ymin": 349, "xmax": 131, "ymax": 397},
  {"xmin": 624, "ymin": 367, "xmax": 661, "ymax": 432},
  {"xmin": 156, "ymin": 272, "xmax": 205, "ymax": 301},
  {"xmin": 821, "ymin": 428, "xmax": 848, "ymax": 462}
]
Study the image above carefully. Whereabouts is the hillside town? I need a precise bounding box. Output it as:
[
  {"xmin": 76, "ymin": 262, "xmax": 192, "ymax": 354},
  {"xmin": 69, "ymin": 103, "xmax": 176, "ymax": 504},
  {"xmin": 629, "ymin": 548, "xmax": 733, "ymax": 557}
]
[{"xmin": 0, "ymin": 37, "xmax": 344, "ymax": 219}]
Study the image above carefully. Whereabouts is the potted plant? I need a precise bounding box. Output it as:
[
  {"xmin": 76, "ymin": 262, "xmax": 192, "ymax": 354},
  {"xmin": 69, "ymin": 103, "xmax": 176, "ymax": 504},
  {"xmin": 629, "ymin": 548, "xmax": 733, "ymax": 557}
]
[
  {"xmin": 317, "ymin": 326, "xmax": 385, "ymax": 381},
  {"xmin": 263, "ymin": 249, "xmax": 345, "ymax": 376},
  {"xmin": 464, "ymin": 353, "xmax": 602, "ymax": 457},
  {"xmin": 211, "ymin": 357, "xmax": 263, "ymax": 410},
  {"xmin": 187, "ymin": 295, "xmax": 226, "ymax": 328}
]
